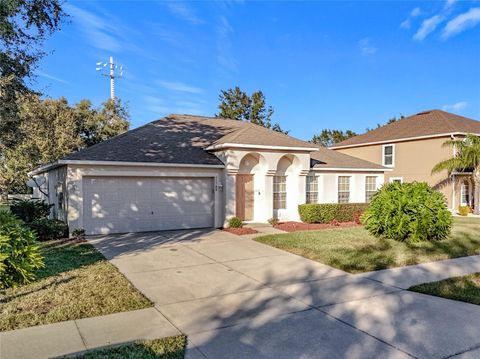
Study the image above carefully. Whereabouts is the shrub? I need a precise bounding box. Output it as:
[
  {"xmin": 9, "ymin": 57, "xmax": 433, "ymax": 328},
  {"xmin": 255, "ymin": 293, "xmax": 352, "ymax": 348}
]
[
  {"xmin": 268, "ymin": 218, "xmax": 280, "ymax": 226},
  {"xmin": 298, "ymin": 203, "xmax": 369, "ymax": 224},
  {"xmin": 29, "ymin": 218, "xmax": 68, "ymax": 241},
  {"xmin": 362, "ymin": 182, "xmax": 453, "ymax": 242},
  {"xmin": 0, "ymin": 211, "xmax": 44, "ymax": 288},
  {"xmin": 227, "ymin": 217, "xmax": 243, "ymax": 228},
  {"xmin": 10, "ymin": 198, "xmax": 52, "ymax": 223},
  {"xmin": 458, "ymin": 206, "xmax": 471, "ymax": 216},
  {"xmin": 72, "ymin": 228, "xmax": 86, "ymax": 239}
]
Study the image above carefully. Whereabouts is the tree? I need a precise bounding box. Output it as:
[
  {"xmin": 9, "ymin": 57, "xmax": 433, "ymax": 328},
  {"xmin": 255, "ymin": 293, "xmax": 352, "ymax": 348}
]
[
  {"xmin": 217, "ymin": 87, "xmax": 288, "ymax": 133},
  {"xmin": 0, "ymin": 96, "xmax": 130, "ymax": 197},
  {"xmin": 310, "ymin": 129, "xmax": 357, "ymax": 147},
  {"xmin": 76, "ymin": 98, "xmax": 130, "ymax": 147},
  {"xmin": 0, "ymin": 0, "xmax": 66, "ymax": 148},
  {"xmin": 365, "ymin": 116, "xmax": 404, "ymax": 132},
  {"xmin": 432, "ymin": 134, "xmax": 480, "ymax": 215}
]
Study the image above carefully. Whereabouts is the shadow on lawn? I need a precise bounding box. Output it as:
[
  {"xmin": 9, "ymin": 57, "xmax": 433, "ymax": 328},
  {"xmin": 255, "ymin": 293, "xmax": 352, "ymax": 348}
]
[{"xmin": 36, "ymin": 241, "xmax": 104, "ymax": 280}]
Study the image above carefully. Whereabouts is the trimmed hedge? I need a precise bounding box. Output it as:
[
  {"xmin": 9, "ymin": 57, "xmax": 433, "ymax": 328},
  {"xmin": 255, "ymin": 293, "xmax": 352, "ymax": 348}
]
[{"xmin": 298, "ymin": 203, "xmax": 368, "ymax": 224}]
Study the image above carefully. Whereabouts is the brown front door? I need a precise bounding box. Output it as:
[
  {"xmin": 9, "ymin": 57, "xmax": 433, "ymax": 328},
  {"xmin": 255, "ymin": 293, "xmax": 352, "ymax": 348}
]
[{"xmin": 236, "ymin": 174, "xmax": 254, "ymax": 221}]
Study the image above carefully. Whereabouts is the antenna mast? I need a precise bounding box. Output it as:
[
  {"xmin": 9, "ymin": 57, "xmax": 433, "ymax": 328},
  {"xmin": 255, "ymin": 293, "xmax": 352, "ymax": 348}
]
[{"xmin": 96, "ymin": 56, "xmax": 124, "ymax": 100}]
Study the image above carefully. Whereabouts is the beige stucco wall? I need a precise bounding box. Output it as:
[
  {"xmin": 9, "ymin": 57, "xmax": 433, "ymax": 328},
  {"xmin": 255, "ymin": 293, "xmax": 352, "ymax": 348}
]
[{"xmin": 335, "ymin": 136, "xmax": 457, "ymax": 208}]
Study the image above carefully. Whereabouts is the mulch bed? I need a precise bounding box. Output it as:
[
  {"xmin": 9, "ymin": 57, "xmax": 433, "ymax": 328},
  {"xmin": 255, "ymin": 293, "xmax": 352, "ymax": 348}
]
[
  {"xmin": 223, "ymin": 227, "xmax": 259, "ymax": 235},
  {"xmin": 274, "ymin": 221, "xmax": 360, "ymax": 233}
]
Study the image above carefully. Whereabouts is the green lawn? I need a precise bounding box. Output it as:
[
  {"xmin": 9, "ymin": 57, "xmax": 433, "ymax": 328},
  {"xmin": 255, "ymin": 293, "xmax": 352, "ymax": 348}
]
[
  {"xmin": 0, "ymin": 240, "xmax": 152, "ymax": 331},
  {"xmin": 68, "ymin": 336, "xmax": 187, "ymax": 359},
  {"xmin": 0, "ymin": 203, "xmax": 9, "ymax": 212},
  {"xmin": 255, "ymin": 217, "xmax": 480, "ymax": 273},
  {"xmin": 410, "ymin": 273, "xmax": 480, "ymax": 305}
]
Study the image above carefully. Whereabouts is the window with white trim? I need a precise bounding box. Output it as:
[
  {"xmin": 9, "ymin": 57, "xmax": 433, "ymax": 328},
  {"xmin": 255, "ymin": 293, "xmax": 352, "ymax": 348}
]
[
  {"xmin": 306, "ymin": 175, "xmax": 318, "ymax": 204},
  {"xmin": 338, "ymin": 176, "xmax": 350, "ymax": 204},
  {"xmin": 383, "ymin": 145, "xmax": 394, "ymax": 166},
  {"xmin": 365, "ymin": 176, "xmax": 377, "ymax": 203},
  {"xmin": 273, "ymin": 176, "xmax": 287, "ymax": 209},
  {"xmin": 390, "ymin": 177, "xmax": 403, "ymax": 184}
]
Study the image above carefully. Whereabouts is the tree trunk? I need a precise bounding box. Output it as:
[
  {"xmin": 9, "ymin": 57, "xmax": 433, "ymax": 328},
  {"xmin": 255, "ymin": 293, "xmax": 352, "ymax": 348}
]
[{"xmin": 474, "ymin": 168, "xmax": 480, "ymax": 215}]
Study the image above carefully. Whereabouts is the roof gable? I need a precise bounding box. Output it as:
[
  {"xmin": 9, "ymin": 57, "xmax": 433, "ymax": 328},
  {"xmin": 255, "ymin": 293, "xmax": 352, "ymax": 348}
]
[{"xmin": 331, "ymin": 110, "xmax": 480, "ymax": 149}]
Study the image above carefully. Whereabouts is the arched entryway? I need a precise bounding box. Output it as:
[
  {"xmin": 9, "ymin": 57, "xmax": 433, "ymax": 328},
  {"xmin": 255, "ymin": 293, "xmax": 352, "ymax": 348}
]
[
  {"xmin": 236, "ymin": 153, "xmax": 265, "ymax": 221},
  {"xmin": 273, "ymin": 154, "xmax": 302, "ymax": 220}
]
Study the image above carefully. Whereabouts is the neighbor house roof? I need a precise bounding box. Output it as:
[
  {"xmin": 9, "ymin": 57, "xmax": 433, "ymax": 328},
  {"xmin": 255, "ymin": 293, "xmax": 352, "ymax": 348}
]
[
  {"xmin": 330, "ymin": 110, "xmax": 480, "ymax": 149},
  {"xmin": 62, "ymin": 114, "xmax": 316, "ymax": 166},
  {"xmin": 310, "ymin": 146, "xmax": 387, "ymax": 171}
]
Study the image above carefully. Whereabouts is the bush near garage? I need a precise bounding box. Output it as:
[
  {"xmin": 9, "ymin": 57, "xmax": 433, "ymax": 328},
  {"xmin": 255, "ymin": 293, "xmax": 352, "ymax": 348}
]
[
  {"xmin": 298, "ymin": 203, "xmax": 368, "ymax": 224},
  {"xmin": 0, "ymin": 211, "xmax": 44, "ymax": 288},
  {"xmin": 10, "ymin": 198, "xmax": 52, "ymax": 223},
  {"xmin": 29, "ymin": 218, "xmax": 69, "ymax": 241},
  {"xmin": 362, "ymin": 182, "xmax": 452, "ymax": 242}
]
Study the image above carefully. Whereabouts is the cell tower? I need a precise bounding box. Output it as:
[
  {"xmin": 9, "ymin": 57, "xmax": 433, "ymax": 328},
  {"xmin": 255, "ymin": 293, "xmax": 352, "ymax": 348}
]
[{"xmin": 96, "ymin": 56, "xmax": 124, "ymax": 99}]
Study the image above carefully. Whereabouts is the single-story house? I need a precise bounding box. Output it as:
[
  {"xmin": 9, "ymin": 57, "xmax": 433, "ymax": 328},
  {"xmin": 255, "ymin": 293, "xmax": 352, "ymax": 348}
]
[{"xmin": 30, "ymin": 115, "xmax": 388, "ymax": 235}]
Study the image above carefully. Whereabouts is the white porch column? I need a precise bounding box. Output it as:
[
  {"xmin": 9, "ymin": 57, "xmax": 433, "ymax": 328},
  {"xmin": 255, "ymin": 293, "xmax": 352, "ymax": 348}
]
[
  {"xmin": 262, "ymin": 169, "xmax": 275, "ymax": 221},
  {"xmin": 224, "ymin": 168, "xmax": 238, "ymax": 223}
]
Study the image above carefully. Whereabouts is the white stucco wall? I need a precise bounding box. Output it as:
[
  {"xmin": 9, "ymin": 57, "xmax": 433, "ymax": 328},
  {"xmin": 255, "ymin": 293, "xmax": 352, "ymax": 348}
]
[
  {"xmin": 64, "ymin": 164, "xmax": 224, "ymax": 233},
  {"xmin": 315, "ymin": 171, "xmax": 385, "ymax": 203}
]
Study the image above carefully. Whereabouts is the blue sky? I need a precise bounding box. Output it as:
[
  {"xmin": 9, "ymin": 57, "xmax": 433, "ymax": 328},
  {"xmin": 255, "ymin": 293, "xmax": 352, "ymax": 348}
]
[{"xmin": 34, "ymin": 0, "xmax": 480, "ymax": 141}]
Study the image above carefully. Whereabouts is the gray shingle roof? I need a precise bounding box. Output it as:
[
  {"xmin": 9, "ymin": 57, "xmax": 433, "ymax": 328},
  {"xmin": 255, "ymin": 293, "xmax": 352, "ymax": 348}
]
[
  {"xmin": 310, "ymin": 146, "xmax": 386, "ymax": 170},
  {"xmin": 61, "ymin": 114, "xmax": 386, "ymax": 171},
  {"xmin": 63, "ymin": 114, "xmax": 314, "ymax": 165}
]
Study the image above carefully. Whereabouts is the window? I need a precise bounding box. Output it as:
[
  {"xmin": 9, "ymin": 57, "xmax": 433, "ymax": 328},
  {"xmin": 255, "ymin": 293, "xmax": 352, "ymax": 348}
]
[
  {"xmin": 273, "ymin": 176, "xmax": 287, "ymax": 209},
  {"xmin": 338, "ymin": 176, "xmax": 350, "ymax": 204},
  {"xmin": 365, "ymin": 176, "xmax": 377, "ymax": 203},
  {"xmin": 390, "ymin": 177, "xmax": 403, "ymax": 184},
  {"xmin": 306, "ymin": 175, "xmax": 318, "ymax": 204},
  {"xmin": 461, "ymin": 180, "xmax": 470, "ymax": 206},
  {"xmin": 383, "ymin": 144, "xmax": 394, "ymax": 166}
]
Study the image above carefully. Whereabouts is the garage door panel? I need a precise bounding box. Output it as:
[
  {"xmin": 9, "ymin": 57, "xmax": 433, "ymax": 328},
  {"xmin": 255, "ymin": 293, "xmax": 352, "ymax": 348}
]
[{"xmin": 83, "ymin": 177, "xmax": 215, "ymax": 235}]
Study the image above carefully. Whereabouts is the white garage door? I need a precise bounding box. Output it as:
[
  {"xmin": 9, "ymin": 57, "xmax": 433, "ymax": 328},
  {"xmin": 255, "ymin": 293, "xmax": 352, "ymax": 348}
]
[{"xmin": 83, "ymin": 177, "xmax": 214, "ymax": 235}]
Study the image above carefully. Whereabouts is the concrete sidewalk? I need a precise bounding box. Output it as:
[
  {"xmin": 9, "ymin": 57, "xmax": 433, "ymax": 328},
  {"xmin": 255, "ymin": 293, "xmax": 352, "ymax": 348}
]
[
  {"xmin": 359, "ymin": 254, "xmax": 480, "ymax": 289},
  {"xmin": 0, "ymin": 308, "xmax": 180, "ymax": 359},
  {"xmin": 3, "ymin": 229, "xmax": 480, "ymax": 359}
]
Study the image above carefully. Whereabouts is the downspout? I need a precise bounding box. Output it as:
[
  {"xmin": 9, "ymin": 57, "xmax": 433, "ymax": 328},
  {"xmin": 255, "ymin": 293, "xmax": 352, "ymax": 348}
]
[{"xmin": 451, "ymin": 134, "xmax": 456, "ymax": 211}]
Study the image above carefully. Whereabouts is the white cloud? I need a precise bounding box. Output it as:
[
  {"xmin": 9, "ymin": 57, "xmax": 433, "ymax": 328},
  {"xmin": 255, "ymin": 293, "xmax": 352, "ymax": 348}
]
[
  {"xmin": 400, "ymin": 7, "xmax": 422, "ymax": 29},
  {"xmin": 216, "ymin": 15, "xmax": 238, "ymax": 76},
  {"xmin": 65, "ymin": 4, "xmax": 122, "ymax": 52},
  {"xmin": 413, "ymin": 15, "xmax": 444, "ymax": 41},
  {"xmin": 442, "ymin": 101, "xmax": 468, "ymax": 111},
  {"xmin": 357, "ymin": 38, "xmax": 377, "ymax": 55},
  {"xmin": 411, "ymin": 7, "xmax": 422, "ymax": 17},
  {"xmin": 157, "ymin": 81, "xmax": 203, "ymax": 94},
  {"xmin": 166, "ymin": 2, "xmax": 204, "ymax": 25},
  {"xmin": 36, "ymin": 71, "xmax": 69, "ymax": 85},
  {"xmin": 442, "ymin": 8, "xmax": 480, "ymax": 39},
  {"xmin": 444, "ymin": 0, "xmax": 457, "ymax": 10}
]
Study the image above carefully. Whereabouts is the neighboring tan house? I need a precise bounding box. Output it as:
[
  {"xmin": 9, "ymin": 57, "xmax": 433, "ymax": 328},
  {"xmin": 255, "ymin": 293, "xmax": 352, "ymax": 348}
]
[
  {"xmin": 330, "ymin": 110, "xmax": 480, "ymax": 211},
  {"xmin": 30, "ymin": 115, "xmax": 387, "ymax": 235}
]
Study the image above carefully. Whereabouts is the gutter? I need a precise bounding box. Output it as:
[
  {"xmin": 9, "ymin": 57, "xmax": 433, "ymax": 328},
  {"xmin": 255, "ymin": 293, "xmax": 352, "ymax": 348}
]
[
  {"xmin": 28, "ymin": 160, "xmax": 225, "ymax": 176},
  {"xmin": 330, "ymin": 132, "xmax": 480, "ymax": 150}
]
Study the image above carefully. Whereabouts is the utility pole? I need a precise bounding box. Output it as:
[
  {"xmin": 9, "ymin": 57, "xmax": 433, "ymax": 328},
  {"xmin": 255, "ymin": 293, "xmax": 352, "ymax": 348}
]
[{"xmin": 96, "ymin": 56, "xmax": 123, "ymax": 100}]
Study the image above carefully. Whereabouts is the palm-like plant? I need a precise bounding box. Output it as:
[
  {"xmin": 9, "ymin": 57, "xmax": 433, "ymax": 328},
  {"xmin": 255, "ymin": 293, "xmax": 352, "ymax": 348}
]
[{"xmin": 432, "ymin": 134, "xmax": 480, "ymax": 215}]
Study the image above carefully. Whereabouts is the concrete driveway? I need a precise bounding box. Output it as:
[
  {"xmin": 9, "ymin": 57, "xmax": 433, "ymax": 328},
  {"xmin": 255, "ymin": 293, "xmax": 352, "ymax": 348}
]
[{"xmin": 89, "ymin": 229, "xmax": 480, "ymax": 359}]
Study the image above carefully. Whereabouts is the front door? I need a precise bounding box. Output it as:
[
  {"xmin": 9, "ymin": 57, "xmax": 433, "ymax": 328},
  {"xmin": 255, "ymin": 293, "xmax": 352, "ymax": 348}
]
[{"xmin": 236, "ymin": 174, "xmax": 254, "ymax": 221}]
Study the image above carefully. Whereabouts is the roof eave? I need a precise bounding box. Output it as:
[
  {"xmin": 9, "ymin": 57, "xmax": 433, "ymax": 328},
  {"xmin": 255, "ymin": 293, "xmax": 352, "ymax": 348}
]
[
  {"xmin": 311, "ymin": 167, "xmax": 391, "ymax": 172},
  {"xmin": 330, "ymin": 132, "xmax": 480, "ymax": 150},
  {"xmin": 206, "ymin": 143, "xmax": 319, "ymax": 152}
]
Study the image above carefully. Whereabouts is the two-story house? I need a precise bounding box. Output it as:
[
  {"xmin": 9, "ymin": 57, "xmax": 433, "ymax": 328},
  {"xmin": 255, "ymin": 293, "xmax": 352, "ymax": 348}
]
[{"xmin": 330, "ymin": 110, "xmax": 480, "ymax": 211}]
